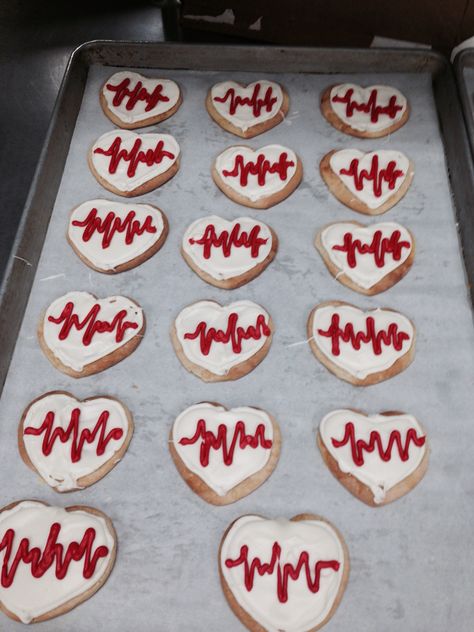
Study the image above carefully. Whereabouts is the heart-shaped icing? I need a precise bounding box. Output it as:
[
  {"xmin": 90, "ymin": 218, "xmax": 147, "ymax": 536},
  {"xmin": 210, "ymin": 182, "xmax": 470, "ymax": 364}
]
[
  {"xmin": 319, "ymin": 409, "xmax": 427, "ymax": 505},
  {"xmin": 40, "ymin": 291, "xmax": 145, "ymax": 375},
  {"xmin": 68, "ymin": 199, "xmax": 168, "ymax": 273},
  {"xmin": 171, "ymin": 403, "xmax": 278, "ymax": 501},
  {"xmin": 220, "ymin": 514, "xmax": 348, "ymax": 632},
  {"xmin": 20, "ymin": 392, "xmax": 133, "ymax": 492},
  {"xmin": 173, "ymin": 300, "xmax": 273, "ymax": 379},
  {"xmin": 214, "ymin": 145, "xmax": 300, "ymax": 204},
  {"xmin": 308, "ymin": 302, "xmax": 414, "ymax": 383},
  {"xmin": 328, "ymin": 83, "xmax": 408, "ymax": 135},
  {"xmin": 101, "ymin": 71, "xmax": 181, "ymax": 127},
  {"xmin": 209, "ymin": 80, "xmax": 284, "ymax": 133},
  {"xmin": 89, "ymin": 130, "xmax": 180, "ymax": 194},
  {"xmin": 182, "ymin": 215, "xmax": 275, "ymax": 286},
  {"xmin": 0, "ymin": 500, "xmax": 116, "ymax": 624},
  {"xmin": 317, "ymin": 221, "xmax": 414, "ymax": 291}
]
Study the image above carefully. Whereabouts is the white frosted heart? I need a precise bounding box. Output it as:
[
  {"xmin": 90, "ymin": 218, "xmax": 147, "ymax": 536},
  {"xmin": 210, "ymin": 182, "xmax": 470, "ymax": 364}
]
[
  {"xmin": 211, "ymin": 80, "xmax": 283, "ymax": 132},
  {"xmin": 42, "ymin": 291, "xmax": 144, "ymax": 372},
  {"xmin": 102, "ymin": 71, "xmax": 180, "ymax": 125},
  {"xmin": 183, "ymin": 215, "xmax": 273, "ymax": 281},
  {"xmin": 329, "ymin": 149, "xmax": 410, "ymax": 209},
  {"xmin": 320, "ymin": 409, "xmax": 427, "ymax": 504},
  {"xmin": 215, "ymin": 145, "xmax": 298, "ymax": 201},
  {"xmin": 319, "ymin": 221, "xmax": 413, "ymax": 289},
  {"xmin": 90, "ymin": 130, "xmax": 180, "ymax": 192},
  {"xmin": 0, "ymin": 501, "xmax": 115, "ymax": 623},
  {"xmin": 221, "ymin": 515, "xmax": 346, "ymax": 632},
  {"xmin": 68, "ymin": 199, "xmax": 165, "ymax": 271},
  {"xmin": 22, "ymin": 393, "xmax": 130, "ymax": 491}
]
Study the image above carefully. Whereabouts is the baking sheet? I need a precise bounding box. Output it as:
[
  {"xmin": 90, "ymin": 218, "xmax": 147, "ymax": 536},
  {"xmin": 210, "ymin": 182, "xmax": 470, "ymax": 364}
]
[{"xmin": 0, "ymin": 62, "xmax": 473, "ymax": 631}]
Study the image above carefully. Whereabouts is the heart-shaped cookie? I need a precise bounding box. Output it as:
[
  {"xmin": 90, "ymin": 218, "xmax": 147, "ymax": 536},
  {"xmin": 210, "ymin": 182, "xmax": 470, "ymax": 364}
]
[
  {"xmin": 182, "ymin": 215, "xmax": 277, "ymax": 289},
  {"xmin": 213, "ymin": 145, "xmax": 302, "ymax": 209},
  {"xmin": 318, "ymin": 409, "xmax": 428, "ymax": 506},
  {"xmin": 0, "ymin": 500, "xmax": 116, "ymax": 624},
  {"xmin": 307, "ymin": 301, "xmax": 415, "ymax": 386},
  {"xmin": 100, "ymin": 71, "xmax": 182, "ymax": 129},
  {"xmin": 220, "ymin": 514, "xmax": 349, "ymax": 632},
  {"xmin": 320, "ymin": 149, "xmax": 414, "ymax": 215},
  {"xmin": 68, "ymin": 199, "xmax": 169, "ymax": 273},
  {"xmin": 207, "ymin": 80, "xmax": 288, "ymax": 138},
  {"xmin": 170, "ymin": 402, "xmax": 280, "ymax": 505},
  {"xmin": 89, "ymin": 130, "xmax": 180, "ymax": 197},
  {"xmin": 19, "ymin": 391, "xmax": 134, "ymax": 492},
  {"xmin": 321, "ymin": 83, "xmax": 409, "ymax": 138},
  {"xmin": 171, "ymin": 299, "xmax": 273, "ymax": 382},
  {"xmin": 315, "ymin": 221, "xmax": 415, "ymax": 295},
  {"xmin": 39, "ymin": 291, "xmax": 145, "ymax": 378}
]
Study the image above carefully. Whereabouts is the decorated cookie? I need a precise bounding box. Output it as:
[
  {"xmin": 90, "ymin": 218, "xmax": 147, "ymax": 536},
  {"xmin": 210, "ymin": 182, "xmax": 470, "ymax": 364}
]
[
  {"xmin": 68, "ymin": 199, "xmax": 168, "ymax": 273},
  {"xmin": 38, "ymin": 291, "xmax": 145, "ymax": 378},
  {"xmin": 318, "ymin": 409, "xmax": 428, "ymax": 506},
  {"xmin": 213, "ymin": 144, "xmax": 302, "ymax": 209},
  {"xmin": 206, "ymin": 80, "xmax": 289, "ymax": 138},
  {"xmin": 19, "ymin": 391, "xmax": 133, "ymax": 492},
  {"xmin": 321, "ymin": 83, "xmax": 409, "ymax": 138},
  {"xmin": 0, "ymin": 500, "xmax": 116, "ymax": 624},
  {"xmin": 320, "ymin": 149, "xmax": 414, "ymax": 215},
  {"xmin": 171, "ymin": 300, "xmax": 273, "ymax": 382},
  {"xmin": 220, "ymin": 514, "xmax": 349, "ymax": 632},
  {"xmin": 182, "ymin": 215, "xmax": 277, "ymax": 289},
  {"xmin": 315, "ymin": 221, "xmax": 415, "ymax": 295},
  {"xmin": 170, "ymin": 402, "xmax": 280, "ymax": 505},
  {"xmin": 100, "ymin": 71, "xmax": 182, "ymax": 129},
  {"xmin": 88, "ymin": 130, "xmax": 180, "ymax": 197},
  {"xmin": 307, "ymin": 301, "xmax": 415, "ymax": 386}
]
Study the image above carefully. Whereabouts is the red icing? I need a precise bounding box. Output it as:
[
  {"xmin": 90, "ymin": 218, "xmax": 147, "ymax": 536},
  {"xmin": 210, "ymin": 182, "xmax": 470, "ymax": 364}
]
[
  {"xmin": 183, "ymin": 312, "xmax": 271, "ymax": 356},
  {"xmin": 188, "ymin": 223, "xmax": 268, "ymax": 260},
  {"xmin": 24, "ymin": 408, "xmax": 124, "ymax": 463},
  {"xmin": 332, "ymin": 229, "xmax": 411, "ymax": 268},
  {"xmin": 331, "ymin": 421, "xmax": 426, "ymax": 466},
  {"xmin": 332, "ymin": 87, "xmax": 403, "ymax": 123},
  {"xmin": 213, "ymin": 83, "xmax": 278, "ymax": 117},
  {"xmin": 225, "ymin": 542, "xmax": 340, "ymax": 603},
  {"xmin": 47, "ymin": 301, "xmax": 139, "ymax": 346},
  {"xmin": 222, "ymin": 152, "xmax": 295, "ymax": 187},
  {"xmin": 339, "ymin": 154, "xmax": 405, "ymax": 198},
  {"xmin": 317, "ymin": 313, "xmax": 410, "ymax": 356},
  {"xmin": 93, "ymin": 136, "xmax": 175, "ymax": 178},
  {"xmin": 105, "ymin": 77, "xmax": 170, "ymax": 112},
  {"xmin": 0, "ymin": 522, "xmax": 109, "ymax": 588},
  {"xmin": 178, "ymin": 419, "xmax": 272, "ymax": 466},
  {"xmin": 72, "ymin": 207, "xmax": 157, "ymax": 249}
]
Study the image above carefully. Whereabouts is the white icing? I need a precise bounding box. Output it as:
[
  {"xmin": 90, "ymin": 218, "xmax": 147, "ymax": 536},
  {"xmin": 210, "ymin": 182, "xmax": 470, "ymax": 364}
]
[
  {"xmin": 329, "ymin": 149, "xmax": 411, "ymax": 209},
  {"xmin": 42, "ymin": 291, "xmax": 144, "ymax": 372},
  {"xmin": 0, "ymin": 501, "xmax": 115, "ymax": 623},
  {"xmin": 182, "ymin": 215, "xmax": 273, "ymax": 281},
  {"xmin": 172, "ymin": 403, "xmax": 274, "ymax": 496},
  {"xmin": 320, "ymin": 221, "xmax": 413, "ymax": 289},
  {"xmin": 320, "ymin": 409, "xmax": 426, "ymax": 503},
  {"xmin": 22, "ymin": 393, "xmax": 130, "ymax": 491},
  {"xmin": 211, "ymin": 80, "xmax": 283, "ymax": 132},
  {"xmin": 221, "ymin": 515, "xmax": 345, "ymax": 632},
  {"xmin": 329, "ymin": 83, "xmax": 407, "ymax": 133},
  {"xmin": 215, "ymin": 145, "xmax": 298, "ymax": 201},
  {"xmin": 68, "ymin": 199, "xmax": 165, "ymax": 271},
  {"xmin": 174, "ymin": 300, "xmax": 271, "ymax": 376},
  {"xmin": 102, "ymin": 71, "xmax": 180, "ymax": 125},
  {"xmin": 90, "ymin": 130, "xmax": 180, "ymax": 192},
  {"xmin": 311, "ymin": 304, "xmax": 414, "ymax": 380}
]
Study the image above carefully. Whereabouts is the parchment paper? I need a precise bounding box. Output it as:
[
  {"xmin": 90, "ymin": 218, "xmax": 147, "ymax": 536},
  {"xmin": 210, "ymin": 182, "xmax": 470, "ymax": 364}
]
[{"xmin": 0, "ymin": 64, "xmax": 473, "ymax": 631}]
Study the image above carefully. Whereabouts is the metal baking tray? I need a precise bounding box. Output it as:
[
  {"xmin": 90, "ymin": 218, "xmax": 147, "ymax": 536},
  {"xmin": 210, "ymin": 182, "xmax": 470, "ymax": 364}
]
[{"xmin": 0, "ymin": 42, "xmax": 473, "ymax": 631}]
